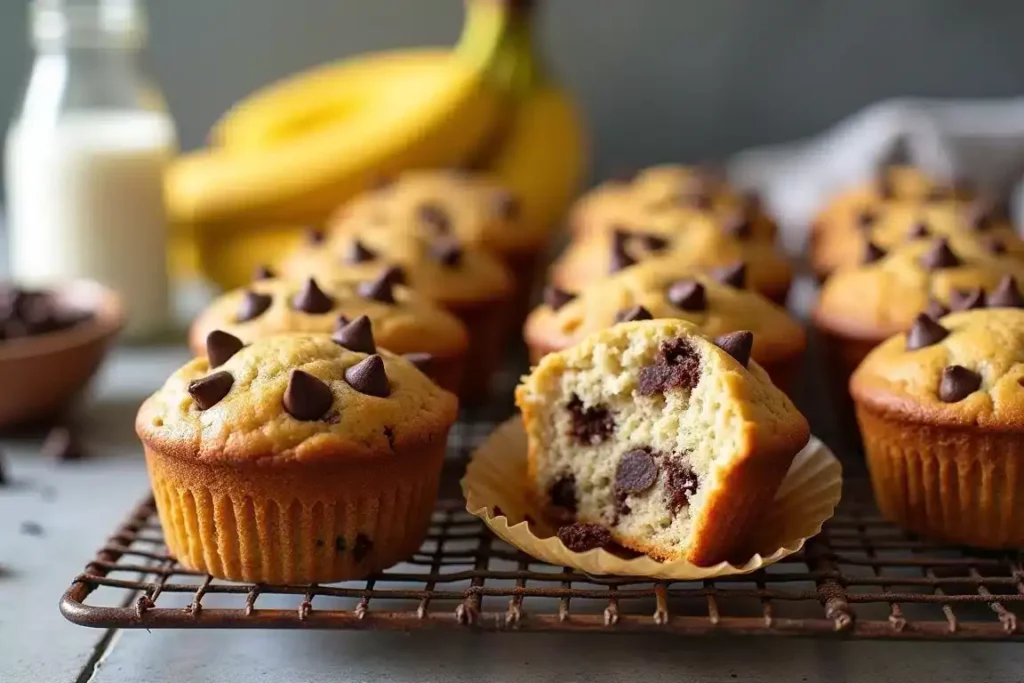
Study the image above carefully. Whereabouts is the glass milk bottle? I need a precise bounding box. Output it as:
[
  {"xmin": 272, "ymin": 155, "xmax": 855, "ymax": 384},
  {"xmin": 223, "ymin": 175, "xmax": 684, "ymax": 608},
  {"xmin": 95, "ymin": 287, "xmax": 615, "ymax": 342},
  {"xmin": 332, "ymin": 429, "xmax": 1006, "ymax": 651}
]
[{"xmin": 4, "ymin": 0, "xmax": 177, "ymax": 340}]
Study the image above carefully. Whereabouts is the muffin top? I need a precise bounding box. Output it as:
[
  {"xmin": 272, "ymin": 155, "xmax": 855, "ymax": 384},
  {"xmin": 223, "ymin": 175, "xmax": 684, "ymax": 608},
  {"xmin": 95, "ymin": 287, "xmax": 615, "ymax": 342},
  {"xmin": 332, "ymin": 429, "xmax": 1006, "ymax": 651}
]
[
  {"xmin": 813, "ymin": 237, "xmax": 1024, "ymax": 340},
  {"xmin": 327, "ymin": 169, "xmax": 539, "ymax": 255},
  {"xmin": 525, "ymin": 261, "xmax": 805, "ymax": 365},
  {"xmin": 189, "ymin": 274, "xmax": 468, "ymax": 358},
  {"xmin": 279, "ymin": 224, "xmax": 513, "ymax": 308},
  {"xmin": 136, "ymin": 333, "xmax": 458, "ymax": 464},
  {"xmin": 569, "ymin": 164, "xmax": 777, "ymax": 243},
  {"xmin": 850, "ymin": 308, "xmax": 1024, "ymax": 430}
]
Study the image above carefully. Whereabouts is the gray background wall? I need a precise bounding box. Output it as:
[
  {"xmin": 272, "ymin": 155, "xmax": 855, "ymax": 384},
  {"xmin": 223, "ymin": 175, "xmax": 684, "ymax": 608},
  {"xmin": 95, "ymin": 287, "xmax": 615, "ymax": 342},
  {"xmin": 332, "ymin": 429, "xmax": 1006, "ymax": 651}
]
[{"xmin": 0, "ymin": 0, "xmax": 1023, "ymax": 184}]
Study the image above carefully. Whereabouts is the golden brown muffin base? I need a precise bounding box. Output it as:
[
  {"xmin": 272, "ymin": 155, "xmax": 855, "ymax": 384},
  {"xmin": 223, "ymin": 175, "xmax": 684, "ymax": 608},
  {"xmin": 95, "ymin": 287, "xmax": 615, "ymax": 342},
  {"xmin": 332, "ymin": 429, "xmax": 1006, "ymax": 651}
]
[
  {"xmin": 501, "ymin": 248, "xmax": 544, "ymax": 332},
  {"xmin": 813, "ymin": 317, "xmax": 888, "ymax": 429},
  {"xmin": 446, "ymin": 297, "xmax": 511, "ymax": 402},
  {"xmin": 854, "ymin": 406, "xmax": 1024, "ymax": 549},
  {"xmin": 144, "ymin": 440, "xmax": 446, "ymax": 584}
]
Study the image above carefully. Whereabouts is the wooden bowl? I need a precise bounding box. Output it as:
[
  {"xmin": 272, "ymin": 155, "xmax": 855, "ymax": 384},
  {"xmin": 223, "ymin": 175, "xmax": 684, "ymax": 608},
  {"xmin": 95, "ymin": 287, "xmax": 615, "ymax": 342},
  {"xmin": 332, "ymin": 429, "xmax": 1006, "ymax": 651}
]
[{"xmin": 0, "ymin": 280, "xmax": 124, "ymax": 429}]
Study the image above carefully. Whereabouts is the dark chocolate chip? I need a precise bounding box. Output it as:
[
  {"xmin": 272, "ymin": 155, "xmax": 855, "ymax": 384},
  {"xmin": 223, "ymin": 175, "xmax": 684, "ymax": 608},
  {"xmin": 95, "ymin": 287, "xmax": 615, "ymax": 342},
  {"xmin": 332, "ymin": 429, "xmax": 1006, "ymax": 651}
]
[
  {"xmin": 332, "ymin": 314, "xmax": 376, "ymax": 354},
  {"xmin": 722, "ymin": 213, "xmax": 752, "ymax": 239},
  {"xmin": 863, "ymin": 240, "xmax": 886, "ymax": 264},
  {"xmin": 714, "ymin": 331, "xmax": 753, "ymax": 368},
  {"xmin": 557, "ymin": 523, "xmax": 613, "ymax": 553},
  {"xmin": 544, "ymin": 286, "xmax": 575, "ymax": 311},
  {"xmin": 418, "ymin": 202, "xmax": 451, "ymax": 233},
  {"xmin": 640, "ymin": 233, "xmax": 670, "ymax": 252},
  {"xmin": 357, "ymin": 271, "xmax": 397, "ymax": 304},
  {"xmin": 334, "ymin": 536, "xmax": 347, "ymax": 552},
  {"xmin": 381, "ymin": 265, "xmax": 407, "ymax": 287},
  {"xmin": 252, "ymin": 264, "xmax": 275, "ymax": 281},
  {"xmin": 305, "ymin": 226, "xmax": 326, "ymax": 245},
  {"xmin": 906, "ymin": 314, "xmax": 949, "ymax": 351},
  {"xmin": 188, "ymin": 371, "xmax": 234, "ymax": 410},
  {"xmin": 638, "ymin": 337, "xmax": 702, "ymax": 395},
  {"xmin": 344, "ymin": 239, "xmax": 376, "ymax": 264},
  {"xmin": 938, "ymin": 365, "xmax": 981, "ymax": 403},
  {"xmin": 42, "ymin": 426, "xmax": 85, "ymax": 462},
  {"xmin": 402, "ymin": 352, "xmax": 433, "ymax": 374},
  {"xmin": 712, "ymin": 261, "xmax": 746, "ymax": 289},
  {"xmin": 292, "ymin": 277, "xmax": 334, "ymax": 314},
  {"xmin": 430, "ymin": 239, "xmax": 463, "ymax": 267},
  {"xmin": 494, "ymin": 190, "xmax": 520, "ymax": 220},
  {"xmin": 549, "ymin": 475, "xmax": 577, "ymax": 512},
  {"xmin": 615, "ymin": 305, "xmax": 653, "ymax": 323},
  {"xmin": 919, "ymin": 238, "xmax": 961, "ymax": 270},
  {"xmin": 492, "ymin": 505, "xmax": 505, "ymax": 517},
  {"xmin": 984, "ymin": 236, "xmax": 1007, "ymax": 255},
  {"xmin": 948, "ymin": 288, "xmax": 985, "ymax": 312},
  {"xmin": 610, "ymin": 229, "xmax": 636, "ymax": 273},
  {"xmin": 857, "ymin": 209, "xmax": 877, "ymax": 229},
  {"xmin": 924, "ymin": 299, "xmax": 950, "ymax": 320},
  {"xmin": 334, "ymin": 314, "xmax": 350, "ymax": 329},
  {"xmin": 20, "ymin": 521, "xmax": 44, "ymax": 536},
  {"xmin": 988, "ymin": 275, "xmax": 1024, "ymax": 308},
  {"xmin": 666, "ymin": 279, "xmax": 707, "ymax": 311},
  {"xmin": 236, "ymin": 291, "xmax": 272, "ymax": 323},
  {"xmin": 283, "ymin": 370, "xmax": 334, "ymax": 421},
  {"xmin": 344, "ymin": 354, "xmax": 390, "ymax": 397},
  {"xmin": 907, "ymin": 221, "xmax": 930, "ymax": 240},
  {"xmin": 566, "ymin": 395, "xmax": 614, "ymax": 446},
  {"xmin": 664, "ymin": 458, "xmax": 699, "ymax": 513},
  {"xmin": 615, "ymin": 449, "xmax": 659, "ymax": 495},
  {"xmin": 382, "ymin": 425, "xmax": 396, "ymax": 451},
  {"xmin": 206, "ymin": 330, "xmax": 244, "ymax": 368},
  {"xmin": 352, "ymin": 533, "xmax": 373, "ymax": 563}
]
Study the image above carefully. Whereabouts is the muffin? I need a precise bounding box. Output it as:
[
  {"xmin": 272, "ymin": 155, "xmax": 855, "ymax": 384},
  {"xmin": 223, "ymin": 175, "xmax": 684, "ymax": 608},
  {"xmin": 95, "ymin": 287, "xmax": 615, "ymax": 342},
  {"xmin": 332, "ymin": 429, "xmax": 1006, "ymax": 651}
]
[
  {"xmin": 851, "ymin": 308, "xmax": 1024, "ymax": 549},
  {"xmin": 188, "ymin": 274, "xmax": 468, "ymax": 395},
  {"xmin": 136, "ymin": 333, "xmax": 458, "ymax": 584},
  {"xmin": 523, "ymin": 261, "xmax": 805, "ymax": 391},
  {"xmin": 515, "ymin": 318, "xmax": 810, "ymax": 565},
  {"xmin": 279, "ymin": 226, "xmax": 514, "ymax": 400},
  {"xmin": 549, "ymin": 220, "xmax": 794, "ymax": 305}
]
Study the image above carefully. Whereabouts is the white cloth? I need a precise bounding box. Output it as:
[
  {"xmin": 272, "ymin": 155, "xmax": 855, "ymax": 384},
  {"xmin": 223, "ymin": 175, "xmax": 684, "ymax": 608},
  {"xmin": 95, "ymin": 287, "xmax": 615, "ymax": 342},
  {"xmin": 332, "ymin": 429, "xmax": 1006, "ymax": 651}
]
[{"xmin": 727, "ymin": 97, "xmax": 1024, "ymax": 254}]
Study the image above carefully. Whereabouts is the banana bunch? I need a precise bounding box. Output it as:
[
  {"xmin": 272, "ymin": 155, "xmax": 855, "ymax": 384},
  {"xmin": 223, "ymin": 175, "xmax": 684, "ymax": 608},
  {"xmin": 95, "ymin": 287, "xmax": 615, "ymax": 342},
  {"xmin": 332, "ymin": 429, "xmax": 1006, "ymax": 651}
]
[{"xmin": 167, "ymin": 0, "xmax": 588, "ymax": 291}]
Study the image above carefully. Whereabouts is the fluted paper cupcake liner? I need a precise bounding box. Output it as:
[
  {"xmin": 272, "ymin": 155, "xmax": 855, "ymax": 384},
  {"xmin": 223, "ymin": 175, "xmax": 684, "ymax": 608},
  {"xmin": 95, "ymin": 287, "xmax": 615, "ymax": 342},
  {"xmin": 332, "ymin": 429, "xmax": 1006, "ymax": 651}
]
[{"xmin": 462, "ymin": 419, "xmax": 843, "ymax": 579}]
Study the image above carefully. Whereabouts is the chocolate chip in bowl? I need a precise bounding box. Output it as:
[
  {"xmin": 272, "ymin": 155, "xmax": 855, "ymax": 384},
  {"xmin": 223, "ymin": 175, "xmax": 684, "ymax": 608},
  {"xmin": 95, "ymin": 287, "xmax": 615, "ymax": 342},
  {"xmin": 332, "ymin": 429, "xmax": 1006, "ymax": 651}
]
[{"xmin": 0, "ymin": 279, "xmax": 123, "ymax": 430}]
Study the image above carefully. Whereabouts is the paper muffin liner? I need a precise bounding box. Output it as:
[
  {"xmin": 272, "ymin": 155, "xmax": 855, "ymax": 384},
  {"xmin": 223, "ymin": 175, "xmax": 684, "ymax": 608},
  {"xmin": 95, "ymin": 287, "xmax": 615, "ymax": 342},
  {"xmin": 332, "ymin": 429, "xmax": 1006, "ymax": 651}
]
[
  {"xmin": 856, "ymin": 407, "xmax": 1024, "ymax": 549},
  {"xmin": 462, "ymin": 419, "xmax": 843, "ymax": 579}
]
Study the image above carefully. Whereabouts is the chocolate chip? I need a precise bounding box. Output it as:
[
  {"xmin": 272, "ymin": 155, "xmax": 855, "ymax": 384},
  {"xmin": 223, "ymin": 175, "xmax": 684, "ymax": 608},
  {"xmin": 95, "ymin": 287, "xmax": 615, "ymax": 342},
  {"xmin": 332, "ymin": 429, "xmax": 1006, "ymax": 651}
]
[
  {"xmin": 344, "ymin": 239, "xmax": 376, "ymax": 264},
  {"xmin": 205, "ymin": 330, "xmax": 244, "ymax": 369},
  {"xmin": 615, "ymin": 305, "xmax": 652, "ymax": 323},
  {"xmin": 984, "ymin": 236, "xmax": 1007, "ymax": 255},
  {"xmin": 20, "ymin": 521, "xmax": 43, "ymax": 536},
  {"xmin": 925, "ymin": 299, "xmax": 950, "ymax": 320},
  {"xmin": 188, "ymin": 371, "xmax": 234, "ymax": 410},
  {"xmin": 557, "ymin": 523, "xmax": 613, "ymax": 553},
  {"xmin": 640, "ymin": 233, "xmax": 669, "ymax": 252},
  {"xmin": 907, "ymin": 222, "xmax": 930, "ymax": 240},
  {"xmin": 863, "ymin": 240, "xmax": 886, "ymax": 264},
  {"xmin": 938, "ymin": 365, "xmax": 981, "ymax": 403},
  {"xmin": 334, "ymin": 536, "xmax": 347, "ymax": 552},
  {"xmin": 988, "ymin": 275, "xmax": 1024, "ymax": 308},
  {"xmin": 566, "ymin": 394, "xmax": 614, "ymax": 445},
  {"xmin": 418, "ymin": 202, "xmax": 450, "ymax": 233},
  {"xmin": 638, "ymin": 337, "xmax": 702, "ymax": 395},
  {"xmin": 906, "ymin": 314, "xmax": 949, "ymax": 351},
  {"xmin": 236, "ymin": 291, "xmax": 272, "ymax": 322},
  {"xmin": 664, "ymin": 458, "xmax": 699, "ymax": 513},
  {"xmin": 615, "ymin": 449, "xmax": 659, "ymax": 495},
  {"xmin": 949, "ymin": 288, "xmax": 985, "ymax": 312},
  {"xmin": 857, "ymin": 209, "xmax": 877, "ymax": 229},
  {"xmin": 42, "ymin": 426, "xmax": 85, "ymax": 462},
  {"xmin": 610, "ymin": 229, "xmax": 636, "ymax": 273},
  {"xmin": 283, "ymin": 370, "xmax": 334, "ymax": 421},
  {"xmin": 357, "ymin": 271, "xmax": 397, "ymax": 304},
  {"xmin": 920, "ymin": 238, "xmax": 961, "ymax": 270},
  {"xmin": 714, "ymin": 331, "xmax": 753, "ymax": 368},
  {"xmin": 352, "ymin": 533, "xmax": 373, "ymax": 562},
  {"xmin": 252, "ymin": 264, "xmax": 275, "ymax": 280},
  {"xmin": 402, "ymin": 352, "xmax": 433, "ymax": 374},
  {"xmin": 722, "ymin": 214, "xmax": 752, "ymax": 239},
  {"xmin": 382, "ymin": 425, "xmax": 396, "ymax": 451},
  {"xmin": 344, "ymin": 354, "xmax": 390, "ymax": 397},
  {"xmin": 381, "ymin": 265, "xmax": 407, "ymax": 286},
  {"xmin": 492, "ymin": 505, "xmax": 505, "ymax": 517},
  {"xmin": 305, "ymin": 226, "xmax": 326, "ymax": 245},
  {"xmin": 494, "ymin": 190, "xmax": 520, "ymax": 220},
  {"xmin": 430, "ymin": 239, "xmax": 463, "ymax": 267},
  {"xmin": 332, "ymin": 314, "xmax": 376, "ymax": 354},
  {"xmin": 667, "ymin": 279, "xmax": 707, "ymax": 311},
  {"xmin": 544, "ymin": 286, "xmax": 575, "ymax": 311},
  {"xmin": 549, "ymin": 475, "xmax": 577, "ymax": 512},
  {"xmin": 712, "ymin": 262, "xmax": 746, "ymax": 289},
  {"xmin": 334, "ymin": 314, "xmax": 350, "ymax": 328},
  {"xmin": 291, "ymin": 278, "xmax": 334, "ymax": 314}
]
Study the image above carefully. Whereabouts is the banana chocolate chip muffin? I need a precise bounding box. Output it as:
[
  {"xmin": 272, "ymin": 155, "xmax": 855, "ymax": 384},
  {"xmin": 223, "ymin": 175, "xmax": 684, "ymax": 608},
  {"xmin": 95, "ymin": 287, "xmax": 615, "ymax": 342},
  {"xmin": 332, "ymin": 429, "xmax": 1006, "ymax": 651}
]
[
  {"xmin": 523, "ymin": 261, "xmax": 805, "ymax": 391},
  {"xmin": 189, "ymin": 274, "xmax": 468, "ymax": 394},
  {"xmin": 851, "ymin": 308, "xmax": 1024, "ymax": 549},
  {"xmin": 515, "ymin": 319, "xmax": 810, "ymax": 566},
  {"xmin": 137, "ymin": 333, "xmax": 458, "ymax": 584},
  {"xmin": 279, "ymin": 226, "xmax": 514, "ymax": 400}
]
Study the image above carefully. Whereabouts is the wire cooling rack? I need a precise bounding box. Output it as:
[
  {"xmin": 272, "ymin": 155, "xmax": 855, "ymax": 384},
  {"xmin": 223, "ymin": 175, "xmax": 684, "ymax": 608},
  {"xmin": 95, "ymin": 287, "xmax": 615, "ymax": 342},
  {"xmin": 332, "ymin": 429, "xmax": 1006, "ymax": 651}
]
[{"xmin": 59, "ymin": 353, "xmax": 1024, "ymax": 639}]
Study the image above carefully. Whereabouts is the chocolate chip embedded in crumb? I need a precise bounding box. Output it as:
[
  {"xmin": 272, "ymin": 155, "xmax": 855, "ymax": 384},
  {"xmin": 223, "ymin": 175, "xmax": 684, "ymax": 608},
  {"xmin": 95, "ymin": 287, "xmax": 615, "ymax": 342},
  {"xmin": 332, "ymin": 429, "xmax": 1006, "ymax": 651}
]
[
  {"xmin": 641, "ymin": 233, "xmax": 669, "ymax": 252},
  {"xmin": 906, "ymin": 314, "xmax": 949, "ymax": 351},
  {"xmin": 566, "ymin": 394, "xmax": 614, "ymax": 445},
  {"xmin": 919, "ymin": 238, "xmax": 961, "ymax": 270},
  {"xmin": 292, "ymin": 277, "xmax": 335, "ymax": 314},
  {"xmin": 544, "ymin": 286, "xmax": 575, "ymax": 311},
  {"xmin": 206, "ymin": 330, "xmax": 244, "ymax": 368},
  {"xmin": 357, "ymin": 271, "xmax": 397, "ymax": 304},
  {"xmin": 353, "ymin": 534, "xmax": 373, "ymax": 562},
  {"xmin": 712, "ymin": 261, "xmax": 746, "ymax": 289},
  {"xmin": 402, "ymin": 352, "xmax": 433, "ymax": 375},
  {"xmin": 907, "ymin": 221, "xmax": 930, "ymax": 240},
  {"xmin": 714, "ymin": 331, "xmax": 753, "ymax": 368},
  {"xmin": 938, "ymin": 365, "xmax": 981, "ymax": 403},
  {"xmin": 305, "ymin": 226, "xmax": 326, "ymax": 245},
  {"xmin": 42, "ymin": 426, "xmax": 85, "ymax": 462},
  {"xmin": 638, "ymin": 337, "xmax": 702, "ymax": 395},
  {"xmin": 667, "ymin": 279, "xmax": 707, "ymax": 311},
  {"xmin": 549, "ymin": 475, "xmax": 577, "ymax": 512},
  {"xmin": 609, "ymin": 229, "xmax": 637, "ymax": 273},
  {"xmin": 417, "ymin": 202, "xmax": 451, "ymax": 233},
  {"xmin": 988, "ymin": 275, "xmax": 1024, "ymax": 308},
  {"xmin": 344, "ymin": 354, "xmax": 390, "ymax": 397},
  {"xmin": 557, "ymin": 523, "xmax": 613, "ymax": 553},
  {"xmin": 664, "ymin": 458, "xmax": 699, "ymax": 513},
  {"xmin": 236, "ymin": 290, "xmax": 272, "ymax": 323},
  {"xmin": 924, "ymin": 299, "xmax": 949, "ymax": 320},
  {"xmin": 283, "ymin": 369, "xmax": 334, "ymax": 421},
  {"xmin": 615, "ymin": 305, "xmax": 653, "ymax": 323},
  {"xmin": 188, "ymin": 371, "xmax": 234, "ymax": 410},
  {"xmin": 615, "ymin": 449, "xmax": 659, "ymax": 495},
  {"xmin": 332, "ymin": 314, "xmax": 376, "ymax": 354},
  {"xmin": 344, "ymin": 238, "xmax": 376, "ymax": 264},
  {"xmin": 429, "ymin": 239, "xmax": 463, "ymax": 268},
  {"xmin": 857, "ymin": 209, "xmax": 878, "ymax": 229},
  {"xmin": 863, "ymin": 240, "xmax": 886, "ymax": 264},
  {"xmin": 948, "ymin": 287, "xmax": 985, "ymax": 312},
  {"xmin": 252, "ymin": 264, "xmax": 275, "ymax": 281}
]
